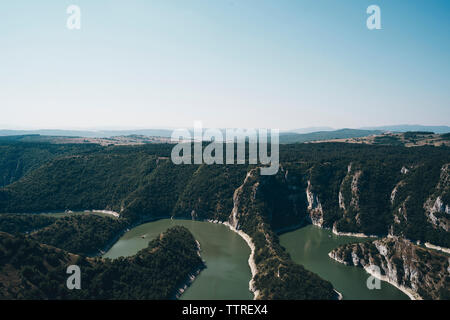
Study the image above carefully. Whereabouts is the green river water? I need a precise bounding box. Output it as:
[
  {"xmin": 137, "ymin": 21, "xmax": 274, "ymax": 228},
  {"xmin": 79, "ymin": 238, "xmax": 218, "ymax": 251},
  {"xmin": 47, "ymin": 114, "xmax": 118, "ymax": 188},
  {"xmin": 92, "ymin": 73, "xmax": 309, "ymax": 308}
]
[
  {"xmin": 102, "ymin": 219, "xmax": 408, "ymax": 300},
  {"xmin": 103, "ymin": 219, "xmax": 253, "ymax": 300},
  {"xmin": 279, "ymin": 225, "xmax": 409, "ymax": 300},
  {"xmin": 24, "ymin": 212, "xmax": 411, "ymax": 300}
]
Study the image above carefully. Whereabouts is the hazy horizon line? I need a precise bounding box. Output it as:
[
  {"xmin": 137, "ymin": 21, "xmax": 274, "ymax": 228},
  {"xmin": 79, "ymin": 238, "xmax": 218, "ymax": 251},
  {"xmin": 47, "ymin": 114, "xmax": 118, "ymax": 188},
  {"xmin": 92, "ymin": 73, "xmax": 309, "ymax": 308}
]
[{"xmin": 1, "ymin": 123, "xmax": 450, "ymax": 133}]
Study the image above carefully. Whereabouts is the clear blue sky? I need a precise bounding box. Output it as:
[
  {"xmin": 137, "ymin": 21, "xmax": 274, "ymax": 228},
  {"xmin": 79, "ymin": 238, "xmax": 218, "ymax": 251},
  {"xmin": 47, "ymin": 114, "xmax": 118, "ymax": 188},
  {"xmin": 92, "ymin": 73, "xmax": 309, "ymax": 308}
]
[{"xmin": 0, "ymin": 0, "xmax": 449, "ymax": 130}]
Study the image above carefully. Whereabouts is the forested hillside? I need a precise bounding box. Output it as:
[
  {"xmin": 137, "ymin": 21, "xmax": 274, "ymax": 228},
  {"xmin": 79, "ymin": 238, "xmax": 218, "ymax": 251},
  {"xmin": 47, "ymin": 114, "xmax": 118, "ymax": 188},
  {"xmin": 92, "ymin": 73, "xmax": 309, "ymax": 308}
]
[
  {"xmin": 31, "ymin": 215, "xmax": 127, "ymax": 256},
  {"xmin": 0, "ymin": 226, "xmax": 204, "ymax": 299},
  {"xmin": 0, "ymin": 214, "xmax": 57, "ymax": 234},
  {"xmin": 0, "ymin": 142, "xmax": 101, "ymax": 187},
  {"xmin": 0, "ymin": 141, "xmax": 448, "ymax": 299}
]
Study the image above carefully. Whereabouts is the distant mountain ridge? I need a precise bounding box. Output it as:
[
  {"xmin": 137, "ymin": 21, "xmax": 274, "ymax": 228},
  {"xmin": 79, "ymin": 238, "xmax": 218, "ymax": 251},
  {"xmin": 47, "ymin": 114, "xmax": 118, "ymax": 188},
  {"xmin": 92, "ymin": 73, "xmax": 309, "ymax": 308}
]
[
  {"xmin": 283, "ymin": 127, "xmax": 335, "ymax": 134},
  {"xmin": 0, "ymin": 129, "xmax": 174, "ymax": 138},
  {"xmin": 279, "ymin": 129, "xmax": 382, "ymax": 144},
  {"xmin": 1, "ymin": 125, "xmax": 449, "ymax": 144},
  {"xmin": 361, "ymin": 125, "xmax": 450, "ymax": 134}
]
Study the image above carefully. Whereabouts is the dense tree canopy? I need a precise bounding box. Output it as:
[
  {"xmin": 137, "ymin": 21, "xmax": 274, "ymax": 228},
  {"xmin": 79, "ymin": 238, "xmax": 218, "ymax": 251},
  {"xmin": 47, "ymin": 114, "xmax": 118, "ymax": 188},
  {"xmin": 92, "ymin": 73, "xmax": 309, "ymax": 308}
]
[{"xmin": 0, "ymin": 227, "xmax": 204, "ymax": 299}]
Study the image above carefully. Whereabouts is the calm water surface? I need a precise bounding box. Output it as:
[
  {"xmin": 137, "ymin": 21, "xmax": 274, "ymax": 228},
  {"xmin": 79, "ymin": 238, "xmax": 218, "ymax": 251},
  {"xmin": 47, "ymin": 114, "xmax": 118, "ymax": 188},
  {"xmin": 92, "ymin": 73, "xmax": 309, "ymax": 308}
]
[
  {"xmin": 40, "ymin": 210, "xmax": 409, "ymax": 300},
  {"xmin": 103, "ymin": 219, "xmax": 253, "ymax": 300},
  {"xmin": 279, "ymin": 225, "xmax": 409, "ymax": 300}
]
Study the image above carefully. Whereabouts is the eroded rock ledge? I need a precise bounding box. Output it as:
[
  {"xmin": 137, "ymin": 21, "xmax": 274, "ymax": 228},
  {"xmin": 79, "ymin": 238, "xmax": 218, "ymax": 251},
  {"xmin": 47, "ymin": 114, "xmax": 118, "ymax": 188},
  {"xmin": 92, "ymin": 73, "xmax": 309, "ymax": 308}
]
[{"xmin": 329, "ymin": 236, "xmax": 450, "ymax": 300}]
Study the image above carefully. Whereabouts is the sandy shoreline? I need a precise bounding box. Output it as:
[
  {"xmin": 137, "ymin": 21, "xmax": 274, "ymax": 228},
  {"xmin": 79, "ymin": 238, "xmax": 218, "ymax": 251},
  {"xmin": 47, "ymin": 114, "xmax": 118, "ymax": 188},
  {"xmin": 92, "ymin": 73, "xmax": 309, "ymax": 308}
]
[
  {"xmin": 90, "ymin": 210, "xmax": 120, "ymax": 218},
  {"xmin": 361, "ymin": 265, "xmax": 421, "ymax": 300},
  {"xmin": 207, "ymin": 219, "xmax": 260, "ymax": 300},
  {"xmin": 424, "ymin": 242, "xmax": 450, "ymax": 254},
  {"xmin": 333, "ymin": 289, "xmax": 343, "ymax": 300}
]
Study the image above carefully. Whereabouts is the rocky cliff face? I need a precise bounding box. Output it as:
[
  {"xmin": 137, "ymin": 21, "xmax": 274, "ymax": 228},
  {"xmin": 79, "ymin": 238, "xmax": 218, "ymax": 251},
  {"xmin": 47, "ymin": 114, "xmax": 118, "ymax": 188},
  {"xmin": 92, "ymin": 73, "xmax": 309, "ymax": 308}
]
[
  {"xmin": 423, "ymin": 164, "xmax": 450, "ymax": 232},
  {"xmin": 329, "ymin": 237, "xmax": 450, "ymax": 300},
  {"xmin": 254, "ymin": 159, "xmax": 449, "ymax": 250},
  {"xmin": 390, "ymin": 175, "xmax": 407, "ymax": 232},
  {"xmin": 337, "ymin": 163, "xmax": 362, "ymax": 227},
  {"xmin": 229, "ymin": 169, "xmax": 258, "ymax": 230},
  {"xmin": 306, "ymin": 180, "xmax": 324, "ymax": 227}
]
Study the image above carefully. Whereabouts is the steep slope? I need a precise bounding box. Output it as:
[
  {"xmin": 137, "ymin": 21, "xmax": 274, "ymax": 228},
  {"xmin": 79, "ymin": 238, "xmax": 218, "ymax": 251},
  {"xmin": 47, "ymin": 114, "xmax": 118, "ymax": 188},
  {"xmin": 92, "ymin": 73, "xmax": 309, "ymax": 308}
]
[
  {"xmin": 423, "ymin": 164, "xmax": 449, "ymax": 232},
  {"xmin": 0, "ymin": 151, "xmax": 158, "ymax": 214},
  {"xmin": 172, "ymin": 164, "xmax": 251, "ymax": 221},
  {"xmin": 329, "ymin": 237, "xmax": 450, "ymax": 300},
  {"xmin": 121, "ymin": 160, "xmax": 199, "ymax": 222},
  {"xmin": 0, "ymin": 214, "xmax": 57, "ymax": 234},
  {"xmin": 389, "ymin": 161, "xmax": 450, "ymax": 247},
  {"xmin": 30, "ymin": 215, "xmax": 127, "ymax": 256},
  {"xmin": 0, "ymin": 142, "xmax": 101, "ymax": 187},
  {"xmin": 226, "ymin": 168, "xmax": 338, "ymax": 300}
]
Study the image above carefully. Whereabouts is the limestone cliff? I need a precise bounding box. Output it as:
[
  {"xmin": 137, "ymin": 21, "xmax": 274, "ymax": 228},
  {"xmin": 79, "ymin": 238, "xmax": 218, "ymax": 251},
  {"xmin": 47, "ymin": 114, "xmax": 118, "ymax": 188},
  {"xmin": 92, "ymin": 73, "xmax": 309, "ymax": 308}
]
[
  {"xmin": 306, "ymin": 180, "xmax": 324, "ymax": 227},
  {"xmin": 336, "ymin": 163, "xmax": 363, "ymax": 228},
  {"xmin": 423, "ymin": 164, "xmax": 450, "ymax": 232},
  {"xmin": 329, "ymin": 237, "xmax": 450, "ymax": 300}
]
